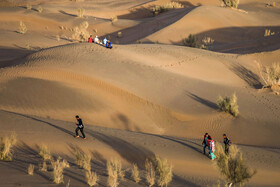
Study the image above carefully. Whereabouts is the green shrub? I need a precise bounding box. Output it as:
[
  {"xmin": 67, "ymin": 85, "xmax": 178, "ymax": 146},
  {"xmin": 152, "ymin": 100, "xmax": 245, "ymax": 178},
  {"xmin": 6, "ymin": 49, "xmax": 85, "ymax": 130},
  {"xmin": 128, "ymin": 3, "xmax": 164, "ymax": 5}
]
[
  {"xmin": 217, "ymin": 93, "xmax": 239, "ymax": 117},
  {"xmin": 215, "ymin": 143, "xmax": 256, "ymax": 186},
  {"xmin": 182, "ymin": 34, "xmax": 198, "ymax": 48}
]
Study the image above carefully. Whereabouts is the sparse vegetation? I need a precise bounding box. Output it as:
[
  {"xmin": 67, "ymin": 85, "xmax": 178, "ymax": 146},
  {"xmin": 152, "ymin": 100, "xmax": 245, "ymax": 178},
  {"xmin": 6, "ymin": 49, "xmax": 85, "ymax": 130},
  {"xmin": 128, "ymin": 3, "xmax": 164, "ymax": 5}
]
[
  {"xmin": 259, "ymin": 63, "xmax": 280, "ymax": 90},
  {"xmin": 0, "ymin": 134, "xmax": 17, "ymax": 161},
  {"xmin": 72, "ymin": 21, "xmax": 89, "ymax": 42},
  {"xmin": 39, "ymin": 145, "xmax": 52, "ymax": 172},
  {"xmin": 221, "ymin": 0, "xmax": 240, "ymax": 8},
  {"xmin": 111, "ymin": 15, "xmax": 118, "ymax": 23},
  {"xmin": 182, "ymin": 34, "xmax": 198, "ymax": 48},
  {"xmin": 77, "ymin": 8, "xmax": 84, "ymax": 18},
  {"xmin": 73, "ymin": 147, "xmax": 92, "ymax": 171},
  {"xmin": 28, "ymin": 164, "xmax": 34, "ymax": 175},
  {"xmin": 202, "ymin": 36, "xmax": 215, "ymax": 47},
  {"xmin": 19, "ymin": 21, "xmax": 27, "ymax": 34},
  {"xmin": 117, "ymin": 32, "xmax": 122, "ymax": 38},
  {"xmin": 215, "ymin": 143, "xmax": 256, "ymax": 186},
  {"xmin": 86, "ymin": 170, "xmax": 99, "ymax": 186},
  {"xmin": 51, "ymin": 157, "xmax": 70, "ymax": 184},
  {"xmin": 26, "ymin": 4, "xmax": 32, "ymax": 10},
  {"xmin": 264, "ymin": 29, "xmax": 275, "ymax": 37},
  {"xmin": 217, "ymin": 93, "xmax": 239, "ymax": 117},
  {"xmin": 131, "ymin": 163, "xmax": 140, "ymax": 183},
  {"xmin": 36, "ymin": 6, "xmax": 43, "ymax": 13},
  {"xmin": 151, "ymin": 2, "xmax": 183, "ymax": 16},
  {"xmin": 155, "ymin": 155, "xmax": 173, "ymax": 187},
  {"xmin": 83, "ymin": 153, "xmax": 92, "ymax": 172},
  {"xmin": 145, "ymin": 159, "xmax": 155, "ymax": 187},
  {"xmin": 56, "ymin": 35, "xmax": 61, "ymax": 41},
  {"xmin": 107, "ymin": 158, "xmax": 124, "ymax": 187}
]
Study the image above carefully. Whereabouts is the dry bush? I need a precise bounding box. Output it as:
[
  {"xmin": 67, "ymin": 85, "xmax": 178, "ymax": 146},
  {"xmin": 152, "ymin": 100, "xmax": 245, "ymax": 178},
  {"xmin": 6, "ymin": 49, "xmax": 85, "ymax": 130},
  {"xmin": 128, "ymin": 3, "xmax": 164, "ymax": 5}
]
[
  {"xmin": 264, "ymin": 29, "xmax": 275, "ymax": 37},
  {"xmin": 0, "ymin": 133, "xmax": 17, "ymax": 161},
  {"xmin": 264, "ymin": 63, "xmax": 280, "ymax": 87},
  {"xmin": 151, "ymin": 2, "xmax": 183, "ymax": 16},
  {"xmin": 66, "ymin": 179, "xmax": 70, "ymax": 187},
  {"xmin": 107, "ymin": 158, "xmax": 124, "ymax": 187},
  {"xmin": 182, "ymin": 34, "xmax": 197, "ymax": 48},
  {"xmin": 56, "ymin": 35, "xmax": 60, "ymax": 41},
  {"xmin": 72, "ymin": 21, "xmax": 89, "ymax": 42},
  {"xmin": 155, "ymin": 155, "xmax": 173, "ymax": 187},
  {"xmin": 117, "ymin": 32, "xmax": 122, "ymax": 38},
  {"xmin": 145, "ymin": 160, "xmax": 155, "ymax": 187},
  {"xmin": 77, "ymin": 8, "xmax": 84, "ymax": 18},
  {"xmin": 215, "ymin": 143, "xmax": 256, "ymax": 186},
  {"xmin": 202, "ymin": 36, "xmax": 215, "ymax": 46},
  {"xmin": 131, "ymin": 163, "xmax": 140, "ymax": 183},
  {"xmin": 36, "ymin": 6, "xmax": 43, "ymax": 13},
  {"xmin": 39, "ymin": 161, "xmax": 48, "ymax": 172},
  {"xmin": 217, "ymin": 93, "xmax": 239, "ymax": 117},
  {"xmin": 26, "ymin": 4, "xmax": 32, "ymax": 10},
  {"xmin": 51, "ymin": 157, "xmax": 70, "ymax": 184},
  {"xmin": 73, "ymin": 147, "xmax": 91, "ymax": 171},
  {"xmin": 83, "ymin": 153, "xmax": 91, "ymax": 172},
  {"xmin": 74, "ymin": 148, "xmax": 84, "ymax": 168},
  {"xmin": 111, "ymin": 15, "xmax": 118, "ymax": 23},
  {"xmin": 19, "ymin": 21, "xmax": 27, "ymax": 34},
  {"xmin": 86, "ymin": 170, "xmax": 99, "ymax": 186},
  {"xmin": 28, "ymin": 164, "xmax": 34, "ymax": 175},
  {"xmin": 221, "ymin": 0, "xmax": 240, "ymax": 8},
  {"xmin": 39, "ymin": 145, "xmax": 52, "ymax": 161}
]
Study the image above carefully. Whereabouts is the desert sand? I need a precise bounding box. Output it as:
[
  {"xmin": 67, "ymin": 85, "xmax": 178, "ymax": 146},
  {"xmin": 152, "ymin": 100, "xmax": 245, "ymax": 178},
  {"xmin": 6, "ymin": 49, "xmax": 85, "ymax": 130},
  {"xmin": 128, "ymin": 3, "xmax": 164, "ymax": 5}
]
[{"xmin": 0, "ymin": 0, "xmax": 279, "ymax": 186}]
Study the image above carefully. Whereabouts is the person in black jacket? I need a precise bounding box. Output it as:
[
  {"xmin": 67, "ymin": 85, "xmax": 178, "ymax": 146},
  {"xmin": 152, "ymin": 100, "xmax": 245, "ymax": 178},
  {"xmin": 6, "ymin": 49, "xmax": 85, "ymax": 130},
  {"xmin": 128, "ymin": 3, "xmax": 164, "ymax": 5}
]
[
  {"xmin": 223, "ymin": 134, "xmax": 231, "ymax": 154},
  {"xmin": 75, "ymin": 115, "xmax": 86, "ymax": 139}
]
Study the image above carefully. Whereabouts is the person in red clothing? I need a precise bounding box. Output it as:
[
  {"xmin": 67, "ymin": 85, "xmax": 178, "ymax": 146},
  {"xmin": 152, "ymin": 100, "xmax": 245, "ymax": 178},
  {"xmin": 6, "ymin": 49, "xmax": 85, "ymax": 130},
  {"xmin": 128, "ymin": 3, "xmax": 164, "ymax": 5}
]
[{"xmin": 88, "ymin": 35, "xmax": 93, "ymax": 43}]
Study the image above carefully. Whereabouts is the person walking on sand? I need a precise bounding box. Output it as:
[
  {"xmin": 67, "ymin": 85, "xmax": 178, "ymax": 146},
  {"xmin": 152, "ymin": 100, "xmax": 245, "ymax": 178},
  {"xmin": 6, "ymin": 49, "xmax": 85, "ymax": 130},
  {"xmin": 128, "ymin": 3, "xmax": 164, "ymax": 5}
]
[
  {"xmin": 202, "ymin": 133, "xmax": 209, "ymax": 155},
  {"xmin": 223, "ymin": 134, "xmax": 231, "ymax": 154},
  {"xmin": 75, "ymin": 115, "xmax": 86, "ymax": 139},
  {"xmin": 88, "ymin": 35, "xmax": 93, "ymax": 43},
  {"xmin": 209, "ymin": 136, "xmax": 216, "ymax": 160},
  {"xmin": 94, "ymin": 35, "xmax": 99, "ymax": 44}
]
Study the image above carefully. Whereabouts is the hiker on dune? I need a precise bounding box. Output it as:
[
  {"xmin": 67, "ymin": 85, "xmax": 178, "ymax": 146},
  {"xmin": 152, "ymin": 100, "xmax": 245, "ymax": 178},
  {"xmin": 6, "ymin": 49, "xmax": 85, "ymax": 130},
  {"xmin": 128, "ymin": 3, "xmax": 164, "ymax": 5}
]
[
  {"xmin": 94, "ymin": 35, "xmax": 99, "ymax": 44},
  {"xmin": 88, "ymin": 35, "xmax": 93, "ymax": 43},
  {"xmin": 209, "ymin": 136, "xmax": 216, "ymax": 160},
  {"xmin": 223, "ymin": 134, "xmax": 231, "ymax": 155},
  {"xmin": 106, "ymin": 40, "xmax": 112, "ymax": 49},
  {"xmin": 75, "ymin": 115, "xmax": 86, "ymax": 139},
  {"xmin": 202, "ymin": 133, "xmax": 209, "ymax": 155},
  {"xmin": 103, "ymin": 37, "xmax": 108, "ymax": 45}
]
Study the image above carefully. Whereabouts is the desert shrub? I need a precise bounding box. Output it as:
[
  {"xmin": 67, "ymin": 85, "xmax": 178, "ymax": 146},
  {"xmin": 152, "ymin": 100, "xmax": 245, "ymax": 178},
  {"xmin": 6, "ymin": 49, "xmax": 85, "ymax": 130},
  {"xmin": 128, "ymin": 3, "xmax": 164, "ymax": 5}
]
[
  {"xmin": 221, "ymin": 0, "xmax": 240, "ymax": 8},
  {"xmin": 51, "ymin": 157, "xmax": 70, "ymax": 184},
  {"xmin": 56, "ymin": 35, "xmax": 60, "ymax": 41},
  {"xmin": 72, "ymin": 21, "xmax": 89, "ymax": 41},
  {"xmin": 155, "ymin": 155, "xmax": 173, "ymax": 187},
  {"xmin": 26, "ymin": 4, "xmax": 32, "ymax": 10},
  {"xmin": 182, "ymin": 34, "xmax": 198, "ymax": 48},
  {"xmin": 107, "ymin": 158, "xmax": 124, "ymax": 187},
  {"xmin": 28, "ymin": 164, "xmax": 34, "ymax": 175},
  {"xmin": 86, "ymin": 170, "xmax": 98, "ymax": 186},
  {"xmin": 117, "ymin": 32, "xmax": 122, "ymax": 38},
  {"xmin": 39, "ymin": 145, "xmax": 52, "ymax": 161},
  {"xmin": 39, "ymin": 161, "xmax": 48, "ymax": 172},
  {"xmin": 145, "ymin": 160, "xmax": 155, "ymax": 187},
  {"xmin": 217, "ymin": 93, "xmax": 239, "ymax": 117},
  {"xmin": 131, "ymin": 163, "xmax": 140, "ymax": 183},
  {"xmin": 151, "ymin": 2, "xmax": 183, "ymax": 16},
  {"xmin": 111, "ymin": 15, "xmax": 118, "ymax": 23},
  {"xmin": 0, "ymin": 134, "xmax": 17, "ymax": 161},
  {"xmin": 83, "ymin": 153, "xmax": 91, "ymax": 172},
  {"xmin": 36, "ymin": 6, "xmax": 43, "ymax": 13},
  {"xmin": 264, "ymin": 29, "xmax": 275, "ymax": 37},
  {"xmin": 202, "ymin": 36, "xmax": 215, "ymax": 46},
  {"xmin": 19, "ymin": 21, "xmax": 27, "ymax": 34},
  {"xmin": 265, "ymin": 63, "xmax": 280, "ymax": 86},
  {"xmin": 77, "ymin": 8, "xmax": 84, "ymax": 18},
  {"xmin": 215, "ymin": 143, "xmax": 256, "ymax": 186},
  {"xmin": 73, "ymin": 148, "xmax": 91, "ymax": 171}
]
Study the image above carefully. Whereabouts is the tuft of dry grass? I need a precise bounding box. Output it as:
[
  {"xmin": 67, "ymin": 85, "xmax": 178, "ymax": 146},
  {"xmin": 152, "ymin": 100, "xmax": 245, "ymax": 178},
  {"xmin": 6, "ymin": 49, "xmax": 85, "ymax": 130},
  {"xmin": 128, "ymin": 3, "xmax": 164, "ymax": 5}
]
[
  {"xmin": 56, "ymin": 35, "xmax": 60, "ymax": 41},
  {"xmin": 117, "ymin": 32, "xmax": 122, "ymax": 38},
  {"xmin": 36, "ymin": 6, "xmax": 43, "ymax": 13},
  {"xmin": 265, "ymin": 63, "xmax": 280, "ymax": 87},
  {"xmin": 221, "ymin": 0, "xmax": 240, "ymax": 8},
  {"xmin": 72, "ymin": 21, "xmax": 89, "ymax": 42},
  {"xmin": 86, "ymin": 170, "xmax": 99, "ymax": 186},
  {"xmin": 182, "ymin": 34, "xmax": 197, "ymax": 48},
  {"xmin": 215, "ymin": 143, "xmax": 256, "ymax": 186},
  {"xmin": 111, "ymin": 15, "xmax": 118, "ymax": 23},
  {"xmin": 26, "ymin": 4, "xmax": 32, "ymax": 10},
  {"xmin": 77, "ymin": 8, "xmax": 84, "ymax": 18},
  {"xmin": 39, "ymin": 161, "xmax": 48, "ymax": 172},
  {"xmin": 131, "ymin": 163, "xmax": 140, "ymax": 183},
  {"xmin": 73, "ymin": 147, "xmax": 92, "ymax": 171},
  {"xmin": 217, "ymin": 93, "xmax": 239, "ymax": 117},
  {"xmin": 28, "ymin": 164, "xmax": 34, "ymax": 175},
  {"xmin": 39, "ymin": 145, "xmax": 52, "ymax": 161},
  {"xmin": 0, "ymin": 133, "xmax": 17, "ymax": 161},
  {"xmin": 51, "ymin": 157, "xmax": 70, "ymax": 184},
  {"xmin": 83, "ymin": 153, "xmax": 91, "ymax": 172},
  {"xmin": 107, "ymin": 158, "xmax": 124, "ymax": 187},
  {"xmin": 19, "ymin": 21, "xmax": 27, "ymax": 34},
  {"xmin": 155, "ymin": 155, "xmax": 173, "ymax": 187},
  {"xmin": 151, "ymin": 2, "xmax": 183, "ymax": 16},
  {"xmin": 145, "ymin": 159, "xmax": 155, "ymax": 187}
]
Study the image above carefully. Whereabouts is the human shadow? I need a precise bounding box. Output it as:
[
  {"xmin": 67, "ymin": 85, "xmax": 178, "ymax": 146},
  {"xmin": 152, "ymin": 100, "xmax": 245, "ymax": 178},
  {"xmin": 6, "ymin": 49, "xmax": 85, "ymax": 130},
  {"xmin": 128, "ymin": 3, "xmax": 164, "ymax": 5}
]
[{"xmin": 186, "ymin": 91, "xmax": 219, "ymax": 110}]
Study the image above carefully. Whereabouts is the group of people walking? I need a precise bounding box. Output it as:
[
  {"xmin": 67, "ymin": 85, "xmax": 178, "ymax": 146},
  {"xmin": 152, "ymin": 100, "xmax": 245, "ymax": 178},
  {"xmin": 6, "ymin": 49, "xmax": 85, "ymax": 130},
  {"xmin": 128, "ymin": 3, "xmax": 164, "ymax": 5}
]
[
  {"xmin": 88, "ymin": 35, "xmax": 112, "ymax": 49},
  {"xmin": 202, "ymin": 133, "xmax": 231, "ymax": 160}
]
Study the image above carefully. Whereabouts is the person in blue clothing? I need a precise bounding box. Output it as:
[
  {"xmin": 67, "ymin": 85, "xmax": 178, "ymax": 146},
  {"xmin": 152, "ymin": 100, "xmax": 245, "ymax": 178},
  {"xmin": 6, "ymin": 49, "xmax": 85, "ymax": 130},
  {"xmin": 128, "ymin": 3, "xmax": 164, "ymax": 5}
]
[
  {"xmin": 103, "ymin": 37, "xmax": 108, "ymax": 45},
  {"xmin": 202, "ymin": 133, "xmax": 209, "ymax": 155},
  {"xmin": 106, "ymin": 40, "xmax": 112, "ymax": 49}
]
